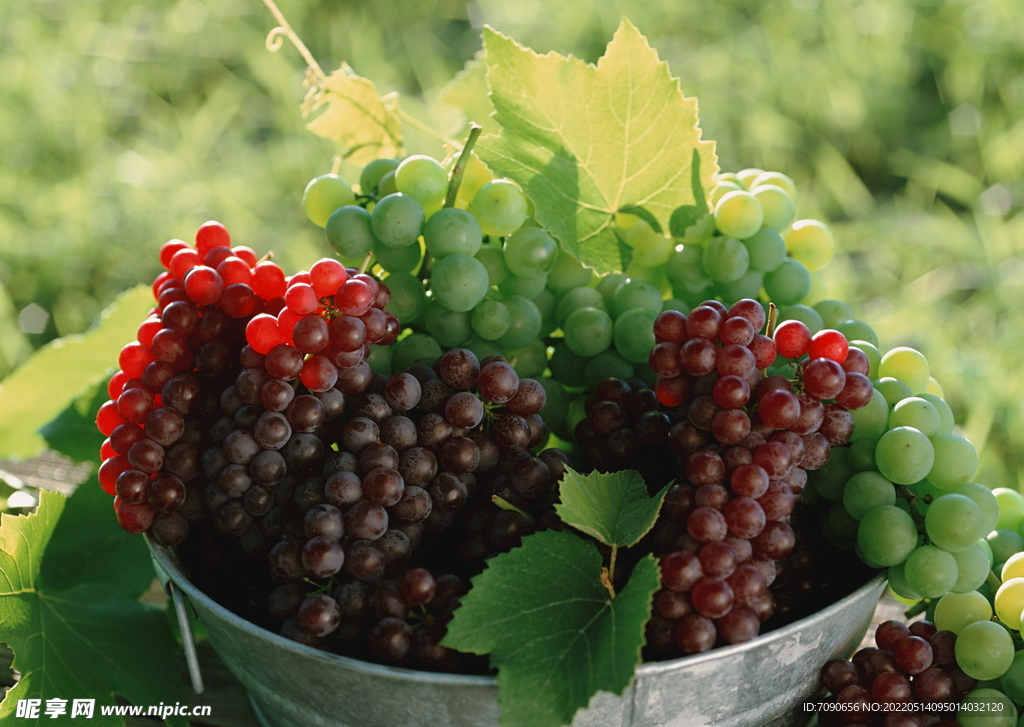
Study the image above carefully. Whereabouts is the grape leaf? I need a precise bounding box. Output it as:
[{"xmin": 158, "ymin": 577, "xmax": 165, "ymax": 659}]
[
  {"xmin": 0, "ymin": 285, "xmax": 153, "ymax": 460},
  {"xmin": 437, "ymin": 54, "xmax": 500, "ymax": 136},
  {"xmin": 478, "ymin": 19, "xmax": 718, "ymax": 274},
  {"xmin": 555, "ymin": 467, "xmax": 670, "ymax": 548},
  {"xmin": 0, "ymin": 490, "xmax": 188, "ymax": 726},
  {"xmin": 443, "ymin": 530, "xmax": 659, "ymax": 727},
  {"xmin": 39, "ymin": 380, "xmax": 107, "ymax": 467},
  {"xmin": 306, "ymin": 64, "xmax": 403, "ymax": 165}
]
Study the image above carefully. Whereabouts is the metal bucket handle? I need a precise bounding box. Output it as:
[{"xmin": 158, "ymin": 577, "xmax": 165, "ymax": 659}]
[{"xmin": 151, "ymin": 549, "xmax": 205, "ymax": 694}]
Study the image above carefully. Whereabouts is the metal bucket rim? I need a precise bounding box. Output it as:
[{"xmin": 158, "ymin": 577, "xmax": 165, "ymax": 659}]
[{"xmin": 150, "ymin": 537, "xmax": 885, "ymax": 686}]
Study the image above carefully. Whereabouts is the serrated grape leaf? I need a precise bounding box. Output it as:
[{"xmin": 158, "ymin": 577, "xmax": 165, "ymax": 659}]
[
  {"xmin": 0, "ymin": 285, "xmax": 154, "ymax": 460},
  {"xmin": 437, "ymin": 54, "xmax": 500, "ymax": 136},
  {"xmin": 0, "ymin": 491, "xmax": 187, "ymax": 726},
  {"xmin": 39, "ymin": 380, "xmax": 107, "ymax": 467},
  {"xmin": 555, "ymin": 467, "xmax": 670, "ymax": 548},
  {"xmin": 478, "ymin": 19, "xmax": 718, "ymax": 274},
  {"xmin": 306, "ymin": 64, "xmax": 403, "ymax": 165},
  {"xmin": 443, "ymin": 530, "xmax": 659, "ymax": 727}
]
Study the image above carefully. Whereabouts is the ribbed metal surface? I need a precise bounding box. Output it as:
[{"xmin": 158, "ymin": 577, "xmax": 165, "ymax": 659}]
[{"xmin": 150, "ymin": 540, "xmax": 885, "ymax": 727}]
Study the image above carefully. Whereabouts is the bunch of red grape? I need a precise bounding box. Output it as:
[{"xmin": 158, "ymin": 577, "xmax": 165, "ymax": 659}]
[{"xmin": 817, "ymin": 619, "xmax": 973, "ymax": 727}]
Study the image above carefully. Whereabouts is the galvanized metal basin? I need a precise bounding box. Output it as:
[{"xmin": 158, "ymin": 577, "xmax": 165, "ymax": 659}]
[{"xmin": 149, "ymin": 539, "xmax": 886, "ymax": 727}]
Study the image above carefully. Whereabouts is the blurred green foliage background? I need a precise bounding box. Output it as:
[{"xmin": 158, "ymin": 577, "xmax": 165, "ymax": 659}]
[{"xmin": 1, "ymin": 0, "xmax": 1022, "ymax": 486}]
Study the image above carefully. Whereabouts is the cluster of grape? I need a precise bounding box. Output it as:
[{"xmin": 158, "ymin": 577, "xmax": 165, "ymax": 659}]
[{"xmin": 817, "ymin": 619, "xmax": 976, "ymax": 727}]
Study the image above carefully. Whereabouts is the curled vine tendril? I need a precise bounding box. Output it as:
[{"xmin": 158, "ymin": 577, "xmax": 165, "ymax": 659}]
[{"xmin": 265, "ymin": 27, "xmax": 287, "ymax": 53}]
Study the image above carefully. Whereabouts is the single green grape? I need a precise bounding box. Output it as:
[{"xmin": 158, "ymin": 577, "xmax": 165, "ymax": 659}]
[
  {"xmin": 714, "ymin": 270, "xmax": 763, "ymax": 304},
  {"xmin": 823, "ymin": 500, "xmax": 858, "ymax": 550},
  {"xmin": 464, "ymin": 336, "xmax": 504, "ymax": 363},
  {"xmin": 471, "ymin": 299, "xmax": 511, "ymax": 341},
  {"xmin": 373, "ymin": 239, "xmax": 422, "ymax": 274},
  {"xmin": 710, "ymin": 181, "xmax": 744, "ymax": 206},
  {"xmin": 999, "ymin": 651, "xmax": 1024, "ymax": 707},
  {"xmin": 613, "ymin": 308, "xmax": 659, "ymax": 364},
  {"xmin": 842, "ymin": 470, "xmax": 896, "ymax": 520},
  {"xmin": 359, "ymin": 158, "xmax": 400, "ymax": 196},
  {"xmin": 934, "ymin": 590, "xmax": 993, "ymax": 634},
  {"xmin": 365, "ymin": 341, "xmax": 393, "ymax": 376},
  {"xmin": 814, "ymin": 299, "xmax": 856, "ymax": 329},
  {"xmin": 555, "ymin": 286, "xmax": 606, "ymax": 328},
  {"xmin": 547, "ymin": 251, "xmax": 593, "ymax": 295},
  {"xmin": 613, "ymin": 277, "xmax": 663, "ymax": 318},
  {"xmin": 989, "ymin": 529, "xmax": 1024, "ymax": 567},
  {"xmin": 850, "ymin": 388, "xmax": 889, "ymax": 442},
  {"xmin": 904, "ymin": 544, "xmax": 959, "ymax": 598},
  {"xmin": 888, "ymin": 396, "xmax": 941, "ymax": 437},
  {"xmin": 926, "ymin": 493, "xmax": 985, "ymax": 552},
  {"xmin": 495, "ymin": 295, "xmax": 542, "ymax": 350},
  {"xmin": 763, "ymin": 258, "xmax": 811, "ymax": 307},
  {"xmin": 750, "ymin": 171, "xmax": 798, "ymax": 200},
  {"xmin": 742, "ymin": 227, "xmax": 787, "ymax": 273},
  {"xmin": 377, "ymin": 170, "xmax": 398, "ymax": 196},
  {"xmin": 423, "ymin": 207, "xmax": 483, "ymax": 259},
  {"xmin": 475, "ymin": 245, "xmax": 509, "ymax": 286},
  {"xmin": 503, "ymin": 227, "xmax": 558, "ymax": 278},
  {"xmin": 996, "ymin": 578, "xmax": 1024, "ymax": 630},
  {"xmin": 713, "ymin": 191, "xmax": 764, "ymax": 239},
  {"xmin": 326, "ymin": 205, "xmax": 376, "ymax": 259},
  {"xmin": 929, "ymin": 434, "xmax": 979, "ymax": 491},
  {"xmin": 850, "ymin": 340, "xmax": 881, "ymax": 379},
  {"xmin": 887, "ymin": 561, "xmax": 922, "ymax": 600},
  {"xmin": 583, "ymin": 350, "xmax": 634, "ymax": 389},
  {"xmin": 504, "ymin": 338, "xmax": 548, "ymax": 379},
  {"xmin": 303, "ymin": 174, "xmax": 356, "ymax": 227},
  {"xmin": 995, "ymin": 488, "xmax": 1024, "ymax": 531},
  {"xmin": 958, "ymin": 688, "xmax": 1016, "ymax": 727},
  {"xmin": 785, "ymin": 219, "xmax": 835, "ymax": 271},
  {"xmin": 1003, "ymin": 552, "xmax": 1024, "ymax": 582},
  {"xmin": 876, "ymin": 426, "xmax": 935, "ymax": 485},
  {"xmin": 596, "ymin": 273, "xmax": 628, "ymax": 309},
  {"xmin": 837, "ymin": 319, "xmax": 879, "ymax": 347},
  {"xmin": 395, "ymin": 155, "xmax": 449, "ymax": 209},
  {"xmin": 564, "ymin": 307, "xmax": 613, "ymax": 358},
  {"xmin": 423, "ymin": 301, "xmax": 474, "ymax": 348},
  {"xmin": 874, "ymin": 377, "xmax": 913, "ymax": 408},
  {"xmin": 371, "ymin": 193, "xmax": 425, "ymax": 248},
  {"xmin": 702, "ymin": 236, "xmax": 750, "ymax": 283},
  {"xmin": 951, "ymin": 543, "xmax": 992, "ymax": 593},
  {"xmin": 716, "ymin": 171, "xmax": 744, "ymax": 187},
  {"xmin": 534, "ymin": 287, "xmax": 558, "ymax": 337},
  {"xmin": 955, "ymin": 482, "xmax": 1000, "ymax": 535},
  {"xmin": 383, "ymin": 272, "xmax": 426, "ymax": 323},
  {"xmin": 809, "ymin": 446, "xmax": 854, "ymax": 501},
  {"xmin": 857, "ymin": 504, "xmax": 918, "ymax": 566},
  {"xmin": 753, "ymin": 185, "xmax": 795, "ymax": 230},
  {"xmin": 848, "ymin": 438, "xmax": 877, "ymax": 472},
  {"xmin": 469, "ymin": 179, "xmax": 528, "ymax": 237},
  {"xmin": 920, "ymin": 393, "xmax": 955, "ymax": 435},
  {"xmin": 879, "ymin": 346, "xmax": 930, "ymax": 395},
  {"xmin": 391, "ymin": 333, "xmax": 442, "ymax": 373},
  {"xmin": 430, "ymin": 253, "xmax": 489, "ymax": 312},
  {"xmin": 499, "ymin": 273, "xmax": 547, "ymax": 299}
]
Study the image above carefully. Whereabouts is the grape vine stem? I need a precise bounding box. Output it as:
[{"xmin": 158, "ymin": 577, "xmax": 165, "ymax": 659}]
[{"xmin": 444, "ymin": 123, "xmax": 483, "ymax": 208}]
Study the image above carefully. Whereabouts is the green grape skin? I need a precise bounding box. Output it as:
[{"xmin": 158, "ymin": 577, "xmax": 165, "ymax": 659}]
[
  {"xmin": 952, "ymin": 544, "xmax": 992, "ymax": 593},
  {"xmin": 876, "ymin": 426, "xmax": 935, "ymax": 485},
  {"xmin": 359, "ymin": 158, "xmax": 400, "ymax": 196},
  {"xmin": 538, "ymin": 376, "xmax": 569, "ymax": 436},
  {"xmin": 423, "ymin": 301, "xmax": 475, "ymax": 348},
  {"xmin": 303, "ymin": 174, "xmax": 356, "ymax": 227},
  {"xmin": 395, "ymin": 155, "xmax": 449, "ymax": 209},
  {"xmin": 499, "ymin": 273, "xmax": 547, "ymax": 299},
  {"xmin": 662, "ymin": 298, "xmax": 690, "ymax": 314},
  {"xmin": 471, "ymin": 299, "xmax": 511, "ymax": 341},
  {"xmin": 503, "ymin": 227, "xmax": 558, "ymax": 278},
  {"xmin": 564, "ymin": 307, "xmax": 613, "ymax": 358},
  {"xmin": 714, "ymin": 271, "xmax": 763, "ymax": 303},
  {"xmin": 423, "ymin": 207, "xmax": 483, "ymax": 259},
  {"xmin": 717, "ymin": 171, "xmax": 745, "ymax": 188},
  {"xmin": 874, "ymin": 377, "xmax": 913, "ymax": 408},
  {"xmin": 824, "ymin": 501, "xmax": 858, "ymax": 550},
  {"xmin": 470, "ymin": 180, "xmax": 528, "ymax": 237},
  {"xmin": 995, "ymin": 488, "xmax": 1024, "ymax": 531},
  {"xmin": 752, "ymin": 185, "xmax": 795, "ymax": 231},
  {"xmin": 837, "ymin": 319, "xmax": 879, "ymax": 347},
  {"xmin": 555, "ymin": 287, "xmax": 606, "ymax": 328},
  {"xmin": 857, "ymin": 504, "xmax": 918, "ymax": 566},
  {"xmin": 326, "ymin": 205, "xmax": 376, "ymax": 259},
  {"xmin": 710, "ymin": 181, "xmax": 744, "ymax": 206},
  {"xmin": 383, "ymin": 272, "xmax": 427, "ymax": 323},
  {"xmin": 613, "ymin": 308, "xmax": 659, "ymax": 364},
  {"xmin": 465, "ymin": 336, "xmax": 504, "ymax": 363},
  {"xmin": 934, "ymin": 590, "xmax": 994, "ymax": 634},
  {"xmin": 750, "ymin": 170, "xmax": 798, "ymax": 200},
  {"xmin": 377, "ymin": 170, "xmax": 399, "ymax": 197},
  {"xmin": 848, "ymin": 438, "xmax": 877, "ymax": 472},
  {"xmin": 713, "ymin": 190, "xmax": 764, "ymax": 239},
  {"xmin": 887, "ymin": 561, "xmax": 922, "ymax": 600},
  {"xmin": 998, "ymin": 651, "xmax": 1024, "ymax": 705},
  {"xmin": 809, "ymin": 447, "xmax": 854, "ymax": 501},
  {"xmin": 547, "ymin": 251, "xmax": 593, "ymax": 295},
  {"xmin": 920, "ymin": 393, "xmax": 955, "ymax": 435},
  {"xmin": 904, "ymin": 544, "xmax": 959, "ymax": 598},
  {"xmin": 373, "ymin": 239, "xmax": 422, "ymax": 274},
  {"xmin": 813, "ymin": 299, "xmax": 855, "ymax": 328},
  {"xmin": 534, "ymin": 287, "xmax": 558, "ymax": 337},
  {"xmin": 784, "ymin": 219, "xmax": 835, "ymax": 271},
  {"xmin": 926, "ymin": 493, "xmax": 985, "ymax": 552},
  {"xmin": 850, "ymin": 389, "xmax": 889, "ymax": 441},
  {"xmin": 955, "ymin": 482, "xmax": 1001, "ymax": 535},
  {"xmin": 778, "ymin": 305, "xmax": 824, "ymax": 335},
  {"xmin": 701, "ymin": 237, "xmax": 750, "ymax": 283},
  {"xmin": 504, "ymin": 338, "xmax": 547, "ymax": 379},
  {"xmin": 392, "ymin": 333, "xmax": 443, "ymax": 373},
  {"xmin": 475, "ymin": 245, "xmax": 509, "ymax": 286},
  {"xmin": 879, "ymin": 346, "xmax": 930, "ymax": 395},
  {"xmin": 613, "ymin": 277, "xmax": 663, "ymax": 318},
  {"xmin": 929, "ymin": 434, "xmax": 980, "ymax": 491},
  {"xmin": 742, "ymin": 227, "xmax": 787, "ymax": 273},
  {"xmin": 565, "ymin": 395, "xmax": 588, "ymax": 439},
  {"xmin": 763, "ymin": 258, "xmax": 811, "ymax": 307},
  {"xmin": 842, "ymin": 470, "xmax": 896, "ymax": 520},
  {"xmin": 583, "ymin": 350, "xmax": 634, "ymax": 390},
  {"xmin": 430, "ymin": 254, "xmax": 490, "ymax": 312},
  {"xmin": 365, "ymin": 341, "xmax": 393, "ymax": 376},
  {"xmin": 888, "ymin": 397, "xmax": 941, "ymax": 437},
  {"xmin": 550, "ymin": 342, "xmax": 587, "ymax": 387},
  {"xmin": 495, "ymin": 296, "xmax": 542, "ymax": 350},
  {"xmin": 850, "ymin": 340, "xmax": 881, "ymax": 379},
  {"xmin": 958, "ymin": 688, "xmax": 1016, "ymax": 727},
  {"xmin": 996, "ymin": 578, "xmax": 1024, "ymax": 631},
  {"xmin": 989, "ymin": 529, "xmax": 1024, "ymax": 568},
  {"xmin": 665, "ymin": 246, "xmax": 710, "ymax": 289},
  {"xmin": 371, "ymin": 193, "xmax": 425, "ymax": 248},
  {"xmin": 596, "ymin": 273, "xmax": 628, "ymax": 309},
  {"xmin": 624, "ymin": 221, "xmax": 673, "ymax": 267}
]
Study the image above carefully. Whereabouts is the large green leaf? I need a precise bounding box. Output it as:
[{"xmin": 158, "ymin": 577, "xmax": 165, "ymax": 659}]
[
  {"xmin": 0, "ymin": 490, "xmax": 187, "ymax": 726},
  {"xmin": 0, "ymin": 285, "xmax": 153, "ymax": 460},
  {"xmin": 443, "ymin": 530, "xmax": 659, "ymax": 727},
  {"xmin": 555, "ymin": 467, "xmax": 670, "ymax": 548},
  {"xmin": 479, "ymin": 19, "xmax": 718, "ymax": 274},
  {"xmin": 39, "ymin": 380, "xmax": 107, "ymax": 467}
]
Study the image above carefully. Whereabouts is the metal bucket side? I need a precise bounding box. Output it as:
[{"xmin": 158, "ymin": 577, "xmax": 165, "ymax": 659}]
[{"xmin": 150, "ymin": 539, "xmax": 885, "ymax": 727}]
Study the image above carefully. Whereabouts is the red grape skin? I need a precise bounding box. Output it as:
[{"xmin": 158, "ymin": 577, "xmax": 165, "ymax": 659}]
[{"xmin": 773, "ymin": 319, "xmax": 811, "ymax": 359}]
